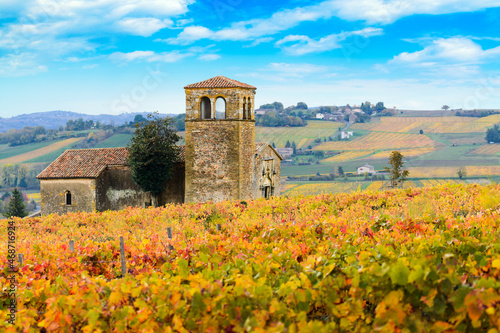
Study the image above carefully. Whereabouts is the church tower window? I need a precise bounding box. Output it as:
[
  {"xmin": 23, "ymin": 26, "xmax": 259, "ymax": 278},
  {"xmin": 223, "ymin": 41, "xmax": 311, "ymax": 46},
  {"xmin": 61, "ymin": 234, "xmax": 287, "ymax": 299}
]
[
  {"xmin": 65, "ymin": 191, "xmax": 72, "ymax": 205},
  {"xmin": 215, "ymin": 97, "xmax": 226, "ymax": 119},
  {"xmin": 200, "ymin": 97, "xmax": 211, "ymax": 119}
]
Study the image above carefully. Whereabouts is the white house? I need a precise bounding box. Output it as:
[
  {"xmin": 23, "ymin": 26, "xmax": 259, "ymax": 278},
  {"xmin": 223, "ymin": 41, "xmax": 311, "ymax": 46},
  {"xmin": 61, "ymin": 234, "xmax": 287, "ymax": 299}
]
[
  {"xmin": 357, "ymin": 164, "xmax": 375, "ymax": 175},
  {"xmin": 316, "ymin": 113, "xmax": 325, "ymax": 119},
  {"xmin": 341, "ymin": 131, "xmax": 354, "ymax": 139}
]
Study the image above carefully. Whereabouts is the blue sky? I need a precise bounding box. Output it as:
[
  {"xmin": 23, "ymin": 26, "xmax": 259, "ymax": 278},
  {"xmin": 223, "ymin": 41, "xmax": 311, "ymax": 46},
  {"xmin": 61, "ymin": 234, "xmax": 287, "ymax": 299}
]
[{"xmin": 1, "ymin": 0, "xmax": 499, "ymax": 117}]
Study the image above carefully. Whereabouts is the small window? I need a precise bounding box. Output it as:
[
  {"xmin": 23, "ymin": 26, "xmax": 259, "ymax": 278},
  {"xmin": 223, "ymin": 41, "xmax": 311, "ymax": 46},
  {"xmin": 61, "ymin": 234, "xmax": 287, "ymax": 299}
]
[
  {"xmin": 247, "ymin": 101, "xmax": 252, "ymax": 119},
  {"xmin": 215, "ymin": 97, "xmax": 226, "ymax": 119},
  {"xmin": 242, "ymin": 97, "xmax": 247, "ymax": 119},
  {"xmin": 201, "ymin": 97, "xmax": 211, "ymax": 119},
  {"xmin": 65, "ymin": 191, "xmax": 72, "ymax": 205}
]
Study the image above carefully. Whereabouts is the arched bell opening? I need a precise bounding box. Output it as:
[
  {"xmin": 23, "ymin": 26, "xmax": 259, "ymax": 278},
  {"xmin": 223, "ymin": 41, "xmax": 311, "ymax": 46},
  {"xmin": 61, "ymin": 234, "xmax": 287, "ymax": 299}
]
[
  {"xmin": 200, "ymin": 97, "xmax": 212, "ymax": 119},
  {"xmin": 215, "ymin": 97, "xmax": 226, "ymax": 119}
]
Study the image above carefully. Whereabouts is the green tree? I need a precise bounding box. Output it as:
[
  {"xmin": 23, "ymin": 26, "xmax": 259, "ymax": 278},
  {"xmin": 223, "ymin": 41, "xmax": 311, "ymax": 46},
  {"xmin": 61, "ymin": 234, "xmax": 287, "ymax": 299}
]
[
  {"xmin": 442, "ymin": 105, "xmax": 450, "ymax": 110},
  {"xmin": 338, "ymin": 166, "xmax": 344, "ymax": 176},
  {"xmin": 285, "ymin": 140, "xmax": 291, "ymax": 148},
  {"xmin": 128, "ymin": 113, "xmax": 181, "ymax": 207},
  {"xmin": 457, "ymin": 167, "xmax": 467, "ymax": 180},
  {"xmin": 384, "ymin": 151, "xmax": 409, "ymax": 188},
  {"xmin": 374, "ymin": 102, "xmax": 385, "ymax": 111},
  {"xmin": 486, "ymin": 125, "xmax": 500, "ymax": 143},
  {"xmin": 291, "ymin": 141, "xmax": 297, "ymax": 155},
  {"xmin": 296, "ymin": 102, "xmax": 308, "ymax": 109},
  {"xmin": 3, "ymin": 188, "xmax": 28, "ymax": 218},
  {"xmin": 419, "ymin": 129, "xmax": 424, "ymax": 134}
]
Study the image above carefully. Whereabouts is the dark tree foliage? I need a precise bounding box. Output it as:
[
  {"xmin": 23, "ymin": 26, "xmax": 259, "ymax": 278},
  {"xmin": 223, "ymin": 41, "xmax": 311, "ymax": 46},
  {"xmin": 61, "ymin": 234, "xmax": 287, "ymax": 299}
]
[
  {"xmin": 4, "ymin": 188, "xmax": 28, "ymax": 218},
  {"xmin": 486, "ymin": 125, "xmax": 500, "ymax": 143},
  {"xmin": 256, "ymin": 111, "xmax": 307, "ymax": 127},
  {"xmin": 128, "ymin": 113, "xmax": 181, "ymax": 207},
  {"xmin": 384, "ymin": 151, "xmax": 409, "ymax": 188}
]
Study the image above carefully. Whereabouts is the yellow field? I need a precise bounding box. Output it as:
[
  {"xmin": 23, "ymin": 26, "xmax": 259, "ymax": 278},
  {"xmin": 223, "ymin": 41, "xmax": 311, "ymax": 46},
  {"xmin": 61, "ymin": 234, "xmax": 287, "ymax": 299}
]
[
  {"xmin": 256, "ymin": 120, "xmax": 344, "ymax": 149},
  {"xmin": 365, "ymin": 180, "xmax": 386, "ymax": 191},
  {"xmin": 26, "ymin": 193, "xmax": 41, "ymax": 200},
  {"xmin": 0, "ymin": 138, "xmax": 83, "ymax": 164},
  {"xmin": 449, "ymin": 137, "xmax": 486, "ymax": 145},
  {"xmin": 350, "ymin": 115, "xmax": 500, "ymax": 133},
  {"xmin": 369, "ymin": 147, "xmax": 437, "ymax": 159},
  {"xmin": 469, "ymin": 144, "xmax": 500, "ymax": 155},
  {"xmin": 408, "ymin": 166, "xmax": 500, "ymax": 178},
  {"xmin": 322, "ymin": 150, "xmax": 375, "ymax": 162},
  {"xmin": 314, "ymin": 132, "xmax": 442, "ymax": 151},
  {"xmin": 284, "ymin": 182, "xmax": 363, "ymax": 196}
]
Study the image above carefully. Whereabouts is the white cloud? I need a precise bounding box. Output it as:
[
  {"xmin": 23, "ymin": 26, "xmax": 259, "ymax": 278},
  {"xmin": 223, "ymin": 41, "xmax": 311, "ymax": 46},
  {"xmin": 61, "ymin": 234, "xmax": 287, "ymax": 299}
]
[
  {"xmin": 116, "ymin": 17, "xmax": 173, "ymax": 37},
  {"xmin": 0, "ymin": 53, "xmax": 48, "ymax": 77},
  {"xmin": 109, "ymin": 50, "xmax": 193, "ymax": 63},
  {"xmin": 167, "ymin": 0, "xmax": 499, "ymax": 45},
  {"xmin": 378, "ymin": 37, "xmax": 500, "ymax": 78},
  {"xmin": 268, "ymin": 63, "xmax": 329, "ymax": 76},
  {"xmin": 244, "ymin": 37, "xmax": 274, "ymax": 48},
  {"xmin": 276, "ymin": 28, "xmax": 383, "ymax": 55},
  {"xmin": 0, "ymin": 0, "xmax": 194, "ymax": 58},
  {"xmin": 332, "ymin": 0, "xmax": 500, "ymax": 24},
  {"xmin": 390, "ymin": 37, "xmax": 500, "ymax": 64},
  {"xmin": 198, "ymin": 54, "xmax": 220, "ymax": 61}
]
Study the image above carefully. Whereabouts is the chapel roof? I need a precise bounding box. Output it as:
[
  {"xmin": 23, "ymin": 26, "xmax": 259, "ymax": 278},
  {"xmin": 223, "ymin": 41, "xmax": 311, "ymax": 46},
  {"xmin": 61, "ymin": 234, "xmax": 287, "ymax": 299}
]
[
  {"xmin": 37, "ymin": 146, "xmax": 186, "ymax": 179},
  {"xmin": 184, "ymin": 76, "xmax": 256, "ymax": 89}
]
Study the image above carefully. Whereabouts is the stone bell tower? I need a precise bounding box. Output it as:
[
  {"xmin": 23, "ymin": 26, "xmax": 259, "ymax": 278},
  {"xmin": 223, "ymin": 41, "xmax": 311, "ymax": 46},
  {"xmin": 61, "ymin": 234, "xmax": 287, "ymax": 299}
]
[{"xmin": 184, "ymin": 76, "xmax": 256, "ymax": 203}]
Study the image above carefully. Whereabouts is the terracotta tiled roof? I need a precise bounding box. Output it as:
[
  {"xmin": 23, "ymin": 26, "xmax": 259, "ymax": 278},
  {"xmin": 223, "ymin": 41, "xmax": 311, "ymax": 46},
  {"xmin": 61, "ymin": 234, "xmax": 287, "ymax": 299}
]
[
  {"xmin": 37, "ymin": 146, "xmax": 186, "ymax": 179},
  {"xmin": 184, "ymin": 76, "xmax": 256, "ymax": 89}
]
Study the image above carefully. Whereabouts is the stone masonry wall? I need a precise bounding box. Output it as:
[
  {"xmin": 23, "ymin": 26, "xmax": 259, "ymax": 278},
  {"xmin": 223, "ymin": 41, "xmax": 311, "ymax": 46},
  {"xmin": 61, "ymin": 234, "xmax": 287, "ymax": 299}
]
[
  {"xmin": 40, "ymin": 178, "xmax": 96, "ymax": 215},
  {"xmin": 95, "ymin": 166, "xmax": 152, "ymax": 211},
  {"xmin": 239, "ymin": 121, "xmax": 255, "ymax": 200},
  {"xmin": 185, "ymin": 120, "xmax": 241, "ymax": 202},
  {"xmin": 254, "ymin": 145, "xmax": 282, "ymax": 198},
  {"xmin": 185, "ymin": 87, "xmax": 255, "ymax": 121}
]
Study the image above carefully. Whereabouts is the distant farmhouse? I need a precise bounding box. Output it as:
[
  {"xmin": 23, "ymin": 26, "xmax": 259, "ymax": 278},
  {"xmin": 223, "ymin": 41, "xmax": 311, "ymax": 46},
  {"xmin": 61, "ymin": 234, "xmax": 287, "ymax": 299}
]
[
  {"xmin": 38, "ymin": 76, "xmax": 282, "ymax": 215},
  {"xmin": 357, "ymin": 164, "xmax": 375, "ymax": 175}
]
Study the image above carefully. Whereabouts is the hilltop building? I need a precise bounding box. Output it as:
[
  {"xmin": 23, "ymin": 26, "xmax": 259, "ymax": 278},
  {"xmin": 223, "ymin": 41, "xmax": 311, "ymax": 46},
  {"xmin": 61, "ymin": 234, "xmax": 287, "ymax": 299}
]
[
  {"xmin": 37, "ymin": 76, "xmax": 282, "ymax": 215},
  {"xmin": 357, "ymin": 164, "xmax": 375, "ymax": 175}
]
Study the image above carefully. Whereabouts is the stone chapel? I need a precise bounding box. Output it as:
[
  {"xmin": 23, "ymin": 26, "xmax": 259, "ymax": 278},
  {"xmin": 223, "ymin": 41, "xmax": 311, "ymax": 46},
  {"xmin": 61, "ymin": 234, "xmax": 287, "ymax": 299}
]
[{"xmin": 37, "ymin": 76, "xmax": 282, "ymax": 215}]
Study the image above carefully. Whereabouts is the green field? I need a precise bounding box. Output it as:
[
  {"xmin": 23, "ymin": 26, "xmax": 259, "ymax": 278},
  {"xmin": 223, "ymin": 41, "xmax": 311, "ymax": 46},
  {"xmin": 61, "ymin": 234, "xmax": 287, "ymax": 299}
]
[
  {"xmin": 25, "ymin": 140, "xmax": 84, "ymax": 163},
  {"xmin": 256, "ymin": 120, "xmax": 344, "ymax": 149},
  {"xmin": 94, "ymin": 134, "xmax": 133, "ymax": 148},
  {"xmin": 0, "ymin": 141, "xmax": 60, "ymax": 161}
]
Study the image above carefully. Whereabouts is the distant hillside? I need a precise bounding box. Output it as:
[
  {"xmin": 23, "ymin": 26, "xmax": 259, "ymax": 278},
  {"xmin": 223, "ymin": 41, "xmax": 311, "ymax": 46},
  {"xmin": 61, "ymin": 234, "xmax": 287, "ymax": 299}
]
[{"xmin": 0, "ymin": 111, "xmax": 177, "ymax": 132}]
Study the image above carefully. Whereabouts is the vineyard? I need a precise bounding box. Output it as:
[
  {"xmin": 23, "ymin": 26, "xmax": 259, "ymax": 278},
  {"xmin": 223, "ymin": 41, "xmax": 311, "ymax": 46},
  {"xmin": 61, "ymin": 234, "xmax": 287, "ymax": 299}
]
[
  {"xmin": 2, "ymin": 184, "xmax": 500, "ymax": 331},
  {"xmin": 470, "ymin": 144, "xmax": 500, "ymax": 155},
  {"xmin": 314, "ymin": 132, "xmax": 442, "ymax": 151},
  {"xmin": 407, "ymin": 166, "xmax": 500, "ymax": 178},
  {"xmin": 321, "ymin": 150, "xmax": 375, "ymax": 162},
  {"xmin": 350, "ymin": 115, "xmax": 500, "ymax": 134},
  {"xmin": 0, "ymin": 138, "xmax": 84, "ymax": 164},
  {"xmin": 256, "ymin": 121, "xmax": 344, "ymax": 149}
]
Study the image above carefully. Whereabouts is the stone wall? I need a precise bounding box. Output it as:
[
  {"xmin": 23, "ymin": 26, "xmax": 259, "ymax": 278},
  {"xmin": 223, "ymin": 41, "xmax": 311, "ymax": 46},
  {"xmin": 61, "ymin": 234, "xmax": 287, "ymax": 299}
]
[
  {"xmin": 185, "ymin": 120, "xmax": 241, "ymax": 202},
  {"xmin": 159, "ymin": 163, "xmax": 185, "ymax": 205},
  {"xmin": 96, "ymin": 164, "xmax": 185, "ymax": 211},
  {"xmin": 95, "ymin": 166, "xmax": 151, "ymax": 211},
  {"xmin": 40, "ymin": 178, "xmax": 96, "ymax": 215},
  {"xmin": 185, "ymin": 87, "xmax": 255, "ymax": 121},
  {"xmin": 254, "ymin": 145, "xmax": 282, "ymax": 198},
  {"xmin": 239, "ymin": 121, "xmax": 256, "ymax": 200}
]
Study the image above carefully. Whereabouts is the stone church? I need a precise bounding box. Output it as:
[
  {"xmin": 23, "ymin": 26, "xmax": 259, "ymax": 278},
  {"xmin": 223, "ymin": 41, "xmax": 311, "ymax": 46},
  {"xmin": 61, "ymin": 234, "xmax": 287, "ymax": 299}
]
[{"xmin": 37, "ymin": 76, "xmax": 282, "ymax": 215}]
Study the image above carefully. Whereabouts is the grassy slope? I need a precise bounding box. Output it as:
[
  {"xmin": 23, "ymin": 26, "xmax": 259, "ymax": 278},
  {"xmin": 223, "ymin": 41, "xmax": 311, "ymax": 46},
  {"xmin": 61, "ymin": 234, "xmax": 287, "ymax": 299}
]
[
  {"xmin": 94, "ymin": 134, "xmax": 133, "ymax": 148},
  {"xmin": 0, "ymin": 141, "xmax": 59, "ymax": 161},
  {"xmin": 256, "ymin": 120, "xmax": 344, "ymax": 149},
  {"xmin": 25, "ymin": 139, "xmax": 84, "ymax": 163}
]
